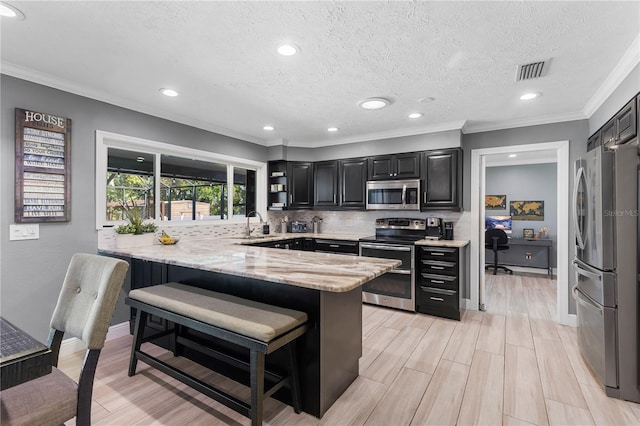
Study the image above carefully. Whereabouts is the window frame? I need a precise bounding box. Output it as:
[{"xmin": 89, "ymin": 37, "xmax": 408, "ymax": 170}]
[{"xmin": 95, "ymin": 130, "xmax": 266, "ymax": 230}]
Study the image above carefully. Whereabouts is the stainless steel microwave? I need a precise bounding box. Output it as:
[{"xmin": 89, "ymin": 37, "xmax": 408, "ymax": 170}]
[{"xmin": 366, "ymin": 179, "xmax": 421, "ymax": 210}]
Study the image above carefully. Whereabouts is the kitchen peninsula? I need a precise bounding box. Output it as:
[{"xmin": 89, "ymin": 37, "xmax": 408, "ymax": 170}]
[{"xmin": 99, "ymin": 238, "xmax": 399, "ymax": 418}]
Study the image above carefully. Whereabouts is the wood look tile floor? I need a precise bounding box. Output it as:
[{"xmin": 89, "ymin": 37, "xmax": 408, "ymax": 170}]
[{"xmin": 60, "ymin": 272, "xmax": 640, "ymax": 425}]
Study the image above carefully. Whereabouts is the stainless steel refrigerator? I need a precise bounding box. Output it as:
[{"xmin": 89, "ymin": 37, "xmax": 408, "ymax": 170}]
[{"xmin": 572, "ymin": 143, "xmax": 639, "ymax": 402}]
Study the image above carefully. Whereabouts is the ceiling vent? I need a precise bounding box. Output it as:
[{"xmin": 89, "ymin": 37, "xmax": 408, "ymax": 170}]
[{"xmin": 515, "ymin": 60, "xmax": 549, "ymax": 82}]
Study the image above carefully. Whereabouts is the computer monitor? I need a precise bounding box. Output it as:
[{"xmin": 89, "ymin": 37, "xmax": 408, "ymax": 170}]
[{"xmin": 485, "ymin": 215, "xmax": 512, "ymax": 234}]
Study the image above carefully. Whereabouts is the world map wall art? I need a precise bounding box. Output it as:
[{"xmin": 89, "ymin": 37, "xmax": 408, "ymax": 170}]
[{"xmin": 510, "ymin": 200, "xmax": 544, "ymax": 220}]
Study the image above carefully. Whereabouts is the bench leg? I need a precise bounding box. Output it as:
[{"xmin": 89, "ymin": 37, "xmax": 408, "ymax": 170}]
[
  {"xmin": 286, "ymin": 342, "xmax": 302, "ymax": 414},
  {"xmin": 249, "ymin": 350, "xmax": 265, "ymax": 426},
  {"xmin": 128, "ymin": 310, "xmax": 147, "ymax": 376}
]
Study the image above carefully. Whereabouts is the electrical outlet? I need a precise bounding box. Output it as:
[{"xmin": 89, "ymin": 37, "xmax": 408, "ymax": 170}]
[
  {"xmin": 345, "ymin": 219, "xmax": 353, "ymax": 227},
  {"xmin": 9, "ymin": 224, "xmax": 39, "ymax": 241}
]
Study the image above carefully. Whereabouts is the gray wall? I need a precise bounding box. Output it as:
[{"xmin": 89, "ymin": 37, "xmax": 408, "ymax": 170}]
[
  {"xmin": 589, "ymin": 63, "xmax": 639, "ymax": 135},
  {"xmin": 0, "ymin": 75, "xmax": 267, "ymax": 341},
  {"xmin": 486, "ymin": 163, "xmax": 558, "ymax": 267}
]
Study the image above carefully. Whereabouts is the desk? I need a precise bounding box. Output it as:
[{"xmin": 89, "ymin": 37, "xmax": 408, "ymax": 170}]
[
  {"xmin": 0, "ymin": 317, "xmax": 51, "ymax": 390},
  {"xmin": 485, "ymin": 238, "xmax": 552, "ymax": 275}
]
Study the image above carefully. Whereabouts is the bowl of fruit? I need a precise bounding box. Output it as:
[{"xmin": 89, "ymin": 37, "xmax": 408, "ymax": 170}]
[{"xmin": 158, "ymin": 231, "xmax": 179, "ymax": 245}]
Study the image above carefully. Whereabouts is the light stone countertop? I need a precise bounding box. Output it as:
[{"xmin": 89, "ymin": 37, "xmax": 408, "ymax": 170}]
[
  {"xmin": 414, "ymin": 239, "xmax": 469, "ymax": 248},
  {"xmin": 99, "ymin": 237, "xmax": 399, "ymax": 293}
]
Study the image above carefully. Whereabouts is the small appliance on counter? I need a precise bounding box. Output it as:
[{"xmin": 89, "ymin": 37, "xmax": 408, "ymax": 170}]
[
  {"xmin": 443, "ymin": 221, "xmax": 454, "ymax": 240},
  {"xmin": 425, "ymin": 217, "xmax": 443, "ymax": 240},
  {"xmin": 311, "ymin": 216, "xmax": 322, "ymax": 234},
  {"xmin": 290, "ymin": 221, "xmax": 308, "ymax": 233}
]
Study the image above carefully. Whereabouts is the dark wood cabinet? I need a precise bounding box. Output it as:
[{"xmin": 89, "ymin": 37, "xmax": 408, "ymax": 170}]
[
  {"xmin": 339, "ymin": 158, "xmax": 367, "ymax": 209},
  {"xmin": 587, "ymin": 131, "xmax": 602, "ymax": 152},
  {"xmin": 421, "ymin": 148, "xmax": 461, "ymax": 210},
  {"xmin": 314, "ymin": 239, "xmax": 359, "ymax": 255},
  {"xmin": 415, "ymin": 246, "xmax": 464, "ymax": 321},
  {"xmin": 368, "ymin": 153, "xmax": 419, "ymax": 180},
  {"xmin": 288, "ymin": 162, "xmax": 314, "ymax": 209},
  {"xmin": 313, "ymin": 161, "xmax": 338, "ymax": 207}
]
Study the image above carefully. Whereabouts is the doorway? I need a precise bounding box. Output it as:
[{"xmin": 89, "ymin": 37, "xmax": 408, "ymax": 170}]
[{"xmin": 468, "ymin": 141, "xmax": 573, "ymax": 326}]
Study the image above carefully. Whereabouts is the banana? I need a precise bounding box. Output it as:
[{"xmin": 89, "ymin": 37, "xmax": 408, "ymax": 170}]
[{"xmin": 159, "ymin": 230, "xmax": 175, "ymax": 245}]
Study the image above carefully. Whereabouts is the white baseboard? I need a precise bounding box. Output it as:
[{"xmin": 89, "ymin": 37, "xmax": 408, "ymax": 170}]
[{"xmin": 59, "ymin": 321, "xmax": 130, "ymax": 357}]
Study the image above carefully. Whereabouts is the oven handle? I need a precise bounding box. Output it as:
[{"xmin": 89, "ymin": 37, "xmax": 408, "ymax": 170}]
[
  {"xmin": 360, "ymin": 243, "xmax": 412, "ymax": 252},
  {"xmin": 388, "ymin": 269, "xmax": 411, "ymax": 275}
]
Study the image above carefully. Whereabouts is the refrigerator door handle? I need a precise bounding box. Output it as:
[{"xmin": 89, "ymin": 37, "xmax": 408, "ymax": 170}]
[
  {"xmin": 573, "ymin": 166, "xmax": 586, "ymax": 250},
  {"xmin": 573, "ymin": 259, "xmax": 603, "ymax": 281},
  {"xmin": 572, "ymin": 285, "xmax": 601, "ymax": 310}
]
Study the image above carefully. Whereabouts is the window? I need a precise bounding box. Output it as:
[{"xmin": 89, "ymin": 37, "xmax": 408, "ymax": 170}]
[{"xmin": 96, "ymin": 131, "xmax": 266, "ymax": 229}]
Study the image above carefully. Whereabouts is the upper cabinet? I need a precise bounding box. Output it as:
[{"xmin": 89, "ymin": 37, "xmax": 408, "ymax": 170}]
[
  {"xmin": 339, "ymin": 158, "xmax": 367, "ymax": 209},
  {"xmin": 313, "ymin": 160, "xmax": 338, "ymax": 207},
  {"xmin": 288, "ymin": 162, "xmax": 314, "ymax": 209},
  {"xmin": 421, "ymin": 148, "xmax": 462, "ymax": 210},
  {"xmin": 268, "ymin": 160, "xmax": 288, "ymax": 210},
  {"xmin": 589, "ymin": 95, "xmax": 639, "ymax": 151},
  {"xmin": 368, "ymin": 153, "xmax": 420, "ymax": 180}
]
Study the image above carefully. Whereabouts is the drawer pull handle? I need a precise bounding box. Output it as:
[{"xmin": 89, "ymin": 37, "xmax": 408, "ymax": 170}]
[
  {"xmin": 329, "ymin": 244, "xmax": 340, "ymax": 248},
  {"xmin": 431, "ymin": 252, "xmax": 445, "ymax": 256},
  {"xmin": 431, "ymin": 266, "xmax": 445, "ymax": 270},
  {"xmin": 431, "ymin": 280, "xmax": 445, "ymax": 284},
  {"xmin": 430, "ymin": 297, "xmax": 444, "ymax": 302}
]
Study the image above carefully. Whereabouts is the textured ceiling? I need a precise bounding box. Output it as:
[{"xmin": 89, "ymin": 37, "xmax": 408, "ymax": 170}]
[{"xmin": 1, "ymin": 1, "xmax": 639, "ymax": 148}]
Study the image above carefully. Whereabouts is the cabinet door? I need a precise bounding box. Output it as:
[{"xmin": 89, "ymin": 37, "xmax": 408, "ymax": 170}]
[
  {"xmin": 313, "ymin": 161, "xmax": 338, "ymax": 207},
  {"xmin": 339, "ymin": 158, "xmax": 367, "ymax": 208},
  {"xmin": 421, "ymin": 148, "xmax": 461, "ymax": 210},
  {"xmin": 288, "ymin": 162, "xmax": 313, "ymax": 209},
  {"xmin": 587, "ymin": 132, "xmax": 601, "ymax": 152},
  {"xmin": 614, "ymin": 99, "xmax": 637, "ymax": 144},
  {"xmin": 368, "ymin": 155, "xmax": 394, "ymax": 180},
  {"xmin": 395, "ymin": 153, "xmax": 420, "ymax": 179},
  {"xmin": 601, "ymin": 118, "xmax": 616, "ymax": 148}
]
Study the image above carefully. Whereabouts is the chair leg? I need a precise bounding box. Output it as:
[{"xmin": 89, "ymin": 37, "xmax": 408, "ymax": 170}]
[
  {"xmin": 492, "ymin": 251, "xmax": 498, "ymax": 275},
  {"xmin": 286, "ymin": 341, "xmax": 302, "ymax": 414},
  {"xmin": 249, "ymin": 350, "xmax": 265, "ymax": 426},
  {"xmin": 128, "ymin": 310, "xmax": 147, "ymax": 376},
  {"xmin": 76, "ymin": 349, "xmax": 101, "ymax": 426}
]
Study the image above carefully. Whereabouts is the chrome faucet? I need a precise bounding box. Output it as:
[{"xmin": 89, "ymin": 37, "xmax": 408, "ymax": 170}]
[{"xmin": 246, "ymin": 211, "xmax": 263, "ymax": 237}]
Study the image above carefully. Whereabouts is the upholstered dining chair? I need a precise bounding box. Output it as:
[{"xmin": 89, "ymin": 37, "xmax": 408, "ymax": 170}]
[
  {"xmin": 0, "ymin": 253, "xmax": 128, "ymax": 426},
  {"xmin": 485, "ymin": 228, "xmax": 514, "ymax": 275}
]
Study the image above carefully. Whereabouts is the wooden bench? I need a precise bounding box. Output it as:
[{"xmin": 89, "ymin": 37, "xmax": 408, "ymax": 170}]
[{"xmin": 125, "ymin": 282, "xmax": 309, "ymax": 425}]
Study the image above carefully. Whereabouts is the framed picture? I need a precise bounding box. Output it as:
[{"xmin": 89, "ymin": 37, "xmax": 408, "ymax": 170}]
[
  {"xmin": 485, "ymin": 195, "xmax": 506, "ymax": 210},
  {"xmin": 510, "ymin": 200, "xmax": 544, "ymax": 220},
  {"xmin": 523, "ymin": 228, "xmax": 535, "ymax": 239}
]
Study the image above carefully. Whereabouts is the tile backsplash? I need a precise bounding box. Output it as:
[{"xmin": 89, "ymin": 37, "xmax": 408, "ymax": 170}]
[{"xmin": 98, "ymin": 210, "xmax": 470, "ymax": 249}]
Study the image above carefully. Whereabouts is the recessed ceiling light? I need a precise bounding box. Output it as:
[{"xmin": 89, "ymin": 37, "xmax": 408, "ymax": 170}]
[
  {"xmin": 263, "ymin": 125, "xmax": 275, "ymax": 131},
  {"xmin": 327, "ymin": 127, "xmax": 339, "ymax": 132},
  {"xmin": 418, "ymin": 97, "xmax": 435, "ymax": 103},
  {"xmin": 520, "ymin": 92, "xmax": 540, "ymax": 101},
  {"xmin": 277, "ymin": 44, "xmax": 299, "ymax": 56},
  {"xmin": 508, "ymin": 154, "xmax": 517, "ymax": 158},
  {"xmin": 159, "ymin": 88, "xmax": 179, "ymax": 97},
  {"xmin": 0, "ymin": 2, "xmax": 25, "ymax": 19},
  {"xmin": 408, "ymin": 113, "xmax": 423, "ymax": 119},
  {"xmin": 359, "ymin": 97, "xmax": 391, "ymax": 110}
]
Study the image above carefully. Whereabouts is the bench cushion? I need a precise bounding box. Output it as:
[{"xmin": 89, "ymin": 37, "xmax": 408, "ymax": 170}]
[{"xmin": 128, "ymin": 282, "xmax": 307, "ymax": 342}]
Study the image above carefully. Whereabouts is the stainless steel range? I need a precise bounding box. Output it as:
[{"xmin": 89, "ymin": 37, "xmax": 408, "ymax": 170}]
[{"xmin": 359, "ymin": 218, "xmax": 427, "ymax": 311}]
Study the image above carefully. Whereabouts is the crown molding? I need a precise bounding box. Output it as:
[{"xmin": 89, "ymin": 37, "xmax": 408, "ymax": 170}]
[
  {"xmin": 583, "ymin": 33, "xmax": 640, "ymax": 118},
  {"xmin": 0, "ymin": 62, "xmax": 266, "ymax": 146},
  {"xmin": 462, "ymin": 111, "xmax": 587, "ymax": 134},
  {"xmin": 294, "ymin": 120, "xmax": 467, "ymax": 148}
]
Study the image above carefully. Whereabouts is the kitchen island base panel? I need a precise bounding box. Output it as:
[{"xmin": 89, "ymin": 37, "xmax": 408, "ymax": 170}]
[{"xmin": 130, "ymin": 260, "xmax": 362, "ymax": 418}]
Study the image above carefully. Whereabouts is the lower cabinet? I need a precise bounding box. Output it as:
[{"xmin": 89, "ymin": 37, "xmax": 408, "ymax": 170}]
[
  {"xmin": 313, "ymin": 238, "xmax": 359, "ymax": 255},
  {"xmin": 415, "ymin": 246, "xmax": 463, "ymax": 320}
]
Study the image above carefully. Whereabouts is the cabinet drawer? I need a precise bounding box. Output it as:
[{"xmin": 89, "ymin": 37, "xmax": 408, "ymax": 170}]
[
  {"xmin": 419, "ymin": 246, "xmax": 457, "ymax": 261},
  {"xmin": 314, "ymin": 239, "xmax": 359, "ymax": 255},
  {"xmin": 416, "ymin": 286, "xmax": 460, "ymax": 320},
  {"xmin": 420, "ymin": 273, "xmax": 458, "ymax": 290},
  {"xmin": 420, "ymin": 259, "xmax": 457, "ymax": 276}
]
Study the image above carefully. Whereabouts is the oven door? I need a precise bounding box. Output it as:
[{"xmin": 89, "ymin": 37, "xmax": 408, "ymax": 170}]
[{"xmin": 359, "ymin": 243, "xmax": 415, "ymax": 311}]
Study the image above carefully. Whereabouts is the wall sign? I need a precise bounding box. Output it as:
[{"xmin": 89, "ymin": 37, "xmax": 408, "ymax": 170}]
[{"xmin": 15, "ymin": 108, "xmax": 71, "ymax": 222}]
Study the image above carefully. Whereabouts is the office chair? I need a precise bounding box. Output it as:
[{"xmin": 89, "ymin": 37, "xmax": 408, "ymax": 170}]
[
  {"xmin": 0, "ymin": 253, "xmax": 128, "ymax": 426},
  {"xmin": 485, "ymin": 228, "xmax": 513, "ymax": 275}
]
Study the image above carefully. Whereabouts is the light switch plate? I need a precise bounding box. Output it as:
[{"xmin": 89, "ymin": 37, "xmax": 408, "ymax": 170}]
[{"xmin": 9, "ymin": 224, "xmax": 39, "ymax": 241}]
